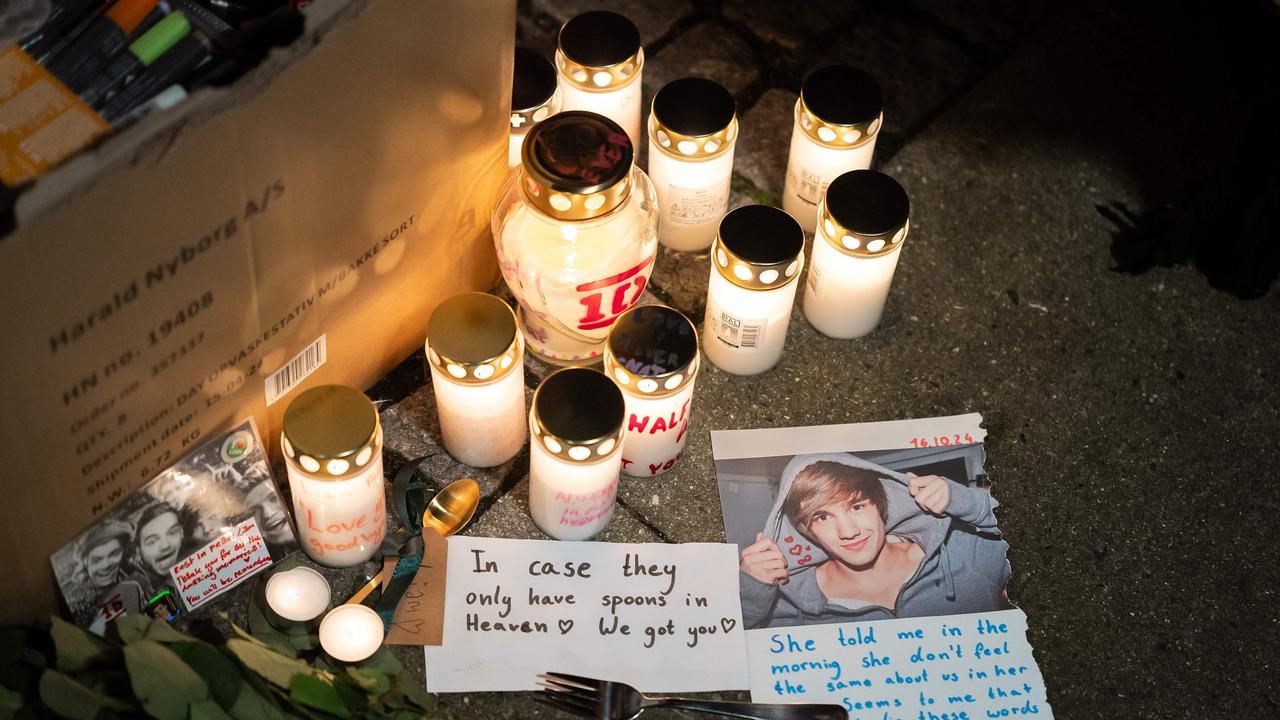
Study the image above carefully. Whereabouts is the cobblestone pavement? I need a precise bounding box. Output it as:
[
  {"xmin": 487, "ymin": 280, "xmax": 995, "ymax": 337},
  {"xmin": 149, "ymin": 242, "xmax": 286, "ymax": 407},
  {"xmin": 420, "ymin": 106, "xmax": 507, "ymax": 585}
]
[{"xmin": 203, "ymin": 1, "xmax": 1280, "ymax": 718}]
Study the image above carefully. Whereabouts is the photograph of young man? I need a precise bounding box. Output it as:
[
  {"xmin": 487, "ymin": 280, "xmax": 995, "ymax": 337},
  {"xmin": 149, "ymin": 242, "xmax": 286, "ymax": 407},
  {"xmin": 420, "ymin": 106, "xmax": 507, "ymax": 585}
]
[{"xmin": 738, "ymin": 453, "xmax": 1010, "ymax": 627}]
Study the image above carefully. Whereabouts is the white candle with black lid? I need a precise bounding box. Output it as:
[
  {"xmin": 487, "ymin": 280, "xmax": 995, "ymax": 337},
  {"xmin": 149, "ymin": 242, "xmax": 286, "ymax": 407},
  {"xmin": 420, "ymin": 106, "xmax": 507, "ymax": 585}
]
[
  {"xmin": 804, "ymin": 170, "xmax": 911, "ymax": 339},
  {"xmin": 528, "ymin": 368, "xmax": 627, "ymax": 540},
  {"xmin": 647, "ymin": 77, "xmax": 738, "ymax": 252},
  {"xmin": 605, "ymin": 304, "xmax": 699, "ymax": 477},
  {"xmin": 703, "ymin": 205, "xmax": 805, "ymax": 376},
  {"xmin": 510, "ymin": 47, "xmax": 560, "ymax": 169},
  {"xmin": 782, "ymin": 65, "xmax": 884, "ymax": 234},
  {"xmin": 555, "ymin": 11, "xmax": 644, "ymax": 148}
]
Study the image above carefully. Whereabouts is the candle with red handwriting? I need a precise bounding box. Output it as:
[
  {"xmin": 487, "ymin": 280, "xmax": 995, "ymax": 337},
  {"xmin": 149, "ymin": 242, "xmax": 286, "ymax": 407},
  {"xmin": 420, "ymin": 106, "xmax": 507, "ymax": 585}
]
[
  {"xmin": 282, "ymin": 385, "xmax": 387, "ymax": 567},
  {"xmin": 528, "ymin": 368, "xmax": 626, "ymax": 540},
  {"xmin": 605, "ymin": 304, "xmax": 699, "ymax": 477}
]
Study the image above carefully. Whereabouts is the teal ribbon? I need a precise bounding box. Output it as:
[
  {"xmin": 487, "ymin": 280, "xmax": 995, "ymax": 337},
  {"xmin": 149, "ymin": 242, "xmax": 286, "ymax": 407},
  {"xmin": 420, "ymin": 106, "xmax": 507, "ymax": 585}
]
[{"xmin": 373, "ymin": 456, "xmax": 433, "ymax": 630}]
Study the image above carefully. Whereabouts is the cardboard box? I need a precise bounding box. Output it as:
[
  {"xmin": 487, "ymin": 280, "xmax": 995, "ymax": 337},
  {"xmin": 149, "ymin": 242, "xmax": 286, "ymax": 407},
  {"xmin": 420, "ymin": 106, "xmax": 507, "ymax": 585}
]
[{"xmin": 0, "ymin": 0, "xmax": 515, "ymax": 623}]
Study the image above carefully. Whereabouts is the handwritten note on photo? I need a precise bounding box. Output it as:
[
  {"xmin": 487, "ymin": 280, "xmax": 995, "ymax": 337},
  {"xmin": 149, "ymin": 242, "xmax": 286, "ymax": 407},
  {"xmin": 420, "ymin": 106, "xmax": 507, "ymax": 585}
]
[
  {"xmin": 170, "ymin": 517, "xmax": 273, "ymax": 611},
  {"xmin": 425, "ymin": 537, "xmax": 749, "ymax": 693}
]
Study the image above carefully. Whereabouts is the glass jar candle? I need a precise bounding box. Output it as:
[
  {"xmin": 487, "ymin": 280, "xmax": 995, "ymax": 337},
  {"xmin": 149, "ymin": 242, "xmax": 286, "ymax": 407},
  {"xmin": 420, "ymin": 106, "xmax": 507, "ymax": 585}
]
[
  {"xmin": 282, "ymin": 385, "xmax": 386, "ymax": 567},
  {"xmin": 803, "ymin": 170, "xmax": 911, "ymax": 338},
  {"xmin": 648, "ymin": 77, "xmax": 738, "ymax": 252},
  {"xmin": 510, "ymin": 47, "xmax": 560, "ymax": 169},
  {"xmin": 605, "ymin": 304, "xmax": 698, "ymax": 477},
  {"xmin": 555, "ymin": 11, "xmax": 644, "ymax": 148},
  {"xmin": 528, "ymin": 368, "xmax": 626, "ymax": 540},
  {"xmin": 782, "ymin": 65, "xmax": 884, "ymax": 234},
  {"xmin": 703, "ymin": 206, "xmax": 805, "ymax": 376},
  {"xmin": 493, "ymin": 111, "xmax": 659, "ymax": 365},
  {"xmin": 426, "ymin": 292, "xmax": 527, "ymax": 467}
]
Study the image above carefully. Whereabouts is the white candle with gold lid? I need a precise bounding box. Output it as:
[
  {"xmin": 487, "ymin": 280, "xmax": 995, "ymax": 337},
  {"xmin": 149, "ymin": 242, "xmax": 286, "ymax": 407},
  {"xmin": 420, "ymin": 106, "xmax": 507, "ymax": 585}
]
[
  {"xmin": 426, "ymin": 292, "xmax": 527, "ymax": 467},
  {"xmin": 803, "ymin": 170, "xmax": 911, "ymax": 339},
  {"xmin": 555, "ymin": 11, "xmax": 644, "ymax": 148},
  {"xmin": 282, "ymin": 385, "xmax": 386, "ymax": 567},
  {"xmin": 782, "ymin": 65, "xmax": 884, "ymax": 234}
]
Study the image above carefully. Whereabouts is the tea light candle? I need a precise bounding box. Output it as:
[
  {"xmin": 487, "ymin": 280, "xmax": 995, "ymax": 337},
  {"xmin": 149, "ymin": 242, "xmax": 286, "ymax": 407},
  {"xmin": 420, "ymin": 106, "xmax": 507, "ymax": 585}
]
[
  {"xmin": 318, "ymin": 604, "xmax": 384, "ymax": 663},
  {"xmin": 605, "ymin": 305, "xmax": 698, "ymax": 477},
  {"xmin": 555, "ymin": 11, "xmax": 644, "ymax": 148},
  {"xmin": 803, "ymin": 170, "xmax": 911, "ymax": 338},
  {"xmin": 528, "ymin": 368, "xmax": 626, "ymax": 540},
  {"xmin": 283, "ymin": 385, "xmax": 387, "ymax": 567},
  {"xmin": 426, "ymin": 292, "xmax": 527, "ymax": 467},
  {"xmin": 510, "ymin": 47, "xmax": 559, "ymax": 169},
  {"xmin": 648, "ymin": 78, "xmax": 738, "ymax": 252},
  {"xmin": 782, "ymin": 65, "xmax": 884, "ymax": 234},
  {"xmin": 264, "ymin": 567, "xmax": 331, "ymax": 623},
  {"xmin": 703, "ymin": 206, "xmax": 805, "ymax": 376}
]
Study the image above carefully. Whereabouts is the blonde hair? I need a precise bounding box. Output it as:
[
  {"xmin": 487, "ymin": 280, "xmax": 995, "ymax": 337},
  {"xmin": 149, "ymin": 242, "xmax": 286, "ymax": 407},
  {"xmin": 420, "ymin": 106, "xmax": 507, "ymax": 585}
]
[{"xmin": 782, "ymin": 461, "xmax": 888, "ymax": 534}]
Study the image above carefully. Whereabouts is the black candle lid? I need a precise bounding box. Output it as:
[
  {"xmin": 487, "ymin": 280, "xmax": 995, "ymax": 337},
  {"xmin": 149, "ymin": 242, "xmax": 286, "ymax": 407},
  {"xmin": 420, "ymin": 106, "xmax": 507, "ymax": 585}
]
[
  {"xmin": 533, "ymin": 368, "xmax": 626, "ymax": 462},
  {"xmin": 513, "ymin": 47, "xmax": 557, "ymax": 112},
  {"xmin": 652, "ymin": 78, "xmax": 736, "ymax": 136},
  {"xmin": 605, "ymin": 305, "xmax": 698, "ymax": 397},
  {"xmin": 797, "ymin": 65, "xmax": 883, "ymax": 147},
  {"xmin": 522, "ymin": 111, "xmax": 634, "ymax": 220},
  {"xmin": 801, "ymin": 65, "xmax": 882, "ymax": 126},
  {"xmin": 558, "ymin": 11, "xmax": 641, "ymax": 68},
  {"xmin": 820, "ymin": 170, "xmax": 911, "ymax": 257},
  {"xmin": 713, "ymin": 206, "xmax": 805, "ymax": 290}
]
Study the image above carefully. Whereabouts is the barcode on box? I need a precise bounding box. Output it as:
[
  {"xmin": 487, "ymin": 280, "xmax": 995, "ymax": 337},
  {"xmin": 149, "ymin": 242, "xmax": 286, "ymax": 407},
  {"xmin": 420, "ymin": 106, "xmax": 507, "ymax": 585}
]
[{"xmin": 265, "ymin": 335, "xmax": 327, "ymax": 406}]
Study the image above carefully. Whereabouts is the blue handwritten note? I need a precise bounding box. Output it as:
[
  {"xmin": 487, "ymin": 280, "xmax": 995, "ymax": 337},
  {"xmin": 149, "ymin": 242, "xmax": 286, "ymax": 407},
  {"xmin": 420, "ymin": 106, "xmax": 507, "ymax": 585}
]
[{"xmin": 747, "ymin": 611, "xmax": 1052, "ymax": 719}]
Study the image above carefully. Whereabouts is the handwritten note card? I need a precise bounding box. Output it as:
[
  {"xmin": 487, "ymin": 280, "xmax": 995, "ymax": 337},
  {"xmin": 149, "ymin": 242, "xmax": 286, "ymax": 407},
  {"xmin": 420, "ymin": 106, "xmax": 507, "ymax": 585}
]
[
  {"xmin": 169, "ymin": 517, "xmax": 273, "ymax": 611},
  {"xmin": 749, "ymin": 611, "xmax": 1052, "ymax": 719},
  {"xmin": 425, "ymin": 537, "xmax": 749, "ymax": 693}
]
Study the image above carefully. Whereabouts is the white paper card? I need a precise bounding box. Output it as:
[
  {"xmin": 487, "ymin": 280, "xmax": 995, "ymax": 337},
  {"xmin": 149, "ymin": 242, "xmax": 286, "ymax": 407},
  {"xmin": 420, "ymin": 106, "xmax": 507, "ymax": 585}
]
[
  {"xmin": 170, "ymin": 516, "xmax": 273, "ymax": 611},
  {"xmin": 748, "ymin": 611, "xmax": 1051, "ymax": 718},
  {"xmin": 425, "ymin": 537, "xmax": 749, "ymax": 693}
]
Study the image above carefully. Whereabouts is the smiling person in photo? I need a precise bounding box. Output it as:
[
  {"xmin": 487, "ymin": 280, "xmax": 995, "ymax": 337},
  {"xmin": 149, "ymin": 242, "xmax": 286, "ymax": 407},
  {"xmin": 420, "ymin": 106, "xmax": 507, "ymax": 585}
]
[
  {"xmin": 738, "ymin": 453, "xmax": 1011, "ymax": 627},
  {"xmin": 131, "ymin": 502, "xmax": 186, "ymax": 597}
]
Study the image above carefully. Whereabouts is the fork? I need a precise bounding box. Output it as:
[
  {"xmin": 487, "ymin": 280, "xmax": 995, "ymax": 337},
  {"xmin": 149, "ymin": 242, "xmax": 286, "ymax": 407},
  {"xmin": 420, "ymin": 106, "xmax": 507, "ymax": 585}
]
[{"xmin": 538, "ymin": 672, "xmax": 848, "ymax": 720}]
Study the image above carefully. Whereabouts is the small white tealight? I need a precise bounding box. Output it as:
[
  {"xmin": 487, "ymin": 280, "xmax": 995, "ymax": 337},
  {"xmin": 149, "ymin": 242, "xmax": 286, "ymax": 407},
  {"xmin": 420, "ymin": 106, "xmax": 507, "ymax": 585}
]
[
  {"xmin": 319, "ymin": 604, "xmax": 384, "ymax": 663},
  {"xmin": 264, "ymin": 567, "xmax": 331, "ymax": 623}
]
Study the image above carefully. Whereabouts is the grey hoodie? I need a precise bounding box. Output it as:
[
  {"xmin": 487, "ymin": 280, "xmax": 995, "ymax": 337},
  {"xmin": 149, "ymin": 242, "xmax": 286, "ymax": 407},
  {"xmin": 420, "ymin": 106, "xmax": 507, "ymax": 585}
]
[{"xmin": 739, "ymin": 453, "xmax": 1011, "ymax": 628}]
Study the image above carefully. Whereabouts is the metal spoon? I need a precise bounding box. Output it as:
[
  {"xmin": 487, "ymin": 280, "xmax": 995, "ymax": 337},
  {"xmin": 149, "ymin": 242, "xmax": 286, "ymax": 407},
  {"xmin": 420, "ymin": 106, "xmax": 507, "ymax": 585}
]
[{"xmin": 421, "ymin": 477, "xmax": 479, "ymax": 537}]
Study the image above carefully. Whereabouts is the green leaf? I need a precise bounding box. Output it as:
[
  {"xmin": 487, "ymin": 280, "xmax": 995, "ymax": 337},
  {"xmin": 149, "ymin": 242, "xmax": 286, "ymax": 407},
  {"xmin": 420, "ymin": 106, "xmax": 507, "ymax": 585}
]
[
  {"xmin": 114, "ymin": 615, "xmax": 150, "ymax": 644},
  {"xmin": 50, "ymin": 618, "xmax": 113, "ymax": 673},
  {"xmin": 395, "ymin": 675, "xmax": 434, "ymax": 713},
  {"xmin": 229, "ymin": 673, "xmax": 293, "ymax": 720},
  {"xmin": 358, "ymin": 648, "xmax": 402, "ymax": 677},
  {"xmin": 289, "ymin": 674, "xmax": 347, "ymax": 718},
  {"xmin": 124, "ymin": 640, "xmax": 209, "ymax": 720},
  {"xmin": 286, "ymin": 633, "xmax": 318, "ymax": 652},
  {"xmin": 144, "ymin": 620, "xmax": 193, "ymax": 645},
  {"xmin": 330, "ymin": 681, "xmax": 366, "ymax": 715},
  {"xmin": 169, "ymin": 642, "xmax": 242, "ymax": 710},
  {"xmin": 225, "ymin": 640, "xmax": 316, "ymax": 690},
  {"xmin": 189, "ymin": 699, "xmax": 234, "ymax": 720},
  {"xmin": 341, "ymin": 668, "xmax": 376, "ymax": 693},
  {"xmin": 246, "ymin": 598, "xmax": 299, "ymax": 658},
  {"xmin": 0, "ymin": 629, "xmax": 28, "ymax": 666},
  {"xmin": 38, "ymin": 670, "xmax": 102, "ymax": 720}
]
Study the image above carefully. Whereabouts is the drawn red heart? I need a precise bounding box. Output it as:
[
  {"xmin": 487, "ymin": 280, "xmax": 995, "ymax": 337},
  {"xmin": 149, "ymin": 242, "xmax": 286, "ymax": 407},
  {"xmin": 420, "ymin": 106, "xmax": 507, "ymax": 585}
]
[
  {"xmin": 789, "ymin": 545, "xmax": 802, "ymax": 556},
  {"xmin": 783, "ymin": 536, "xmax": 794, "ymax": 544},
  {"xmin": 805, "ymin": 545, "xmax": 811, "ymax": 551},
  {"xmin": 801, "ymin": 555, "xmax": 812, "ymax": 564}
]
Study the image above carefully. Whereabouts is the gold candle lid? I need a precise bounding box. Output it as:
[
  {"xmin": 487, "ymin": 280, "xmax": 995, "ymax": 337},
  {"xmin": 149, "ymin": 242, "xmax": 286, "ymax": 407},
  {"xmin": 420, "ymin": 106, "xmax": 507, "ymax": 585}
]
[
  {"xmin": 650, "ymin": 77, "xmax": 737, "ymax": 161},
  {"xmin": 796, "ymin": 65, "xmax": 884, "ymax": 149},
  {"xmin": 282, "ymin": 385, "xmax": 381, "ymax": 478},
  {"xmin": 556, "ymin": 11, "xmax": 643, "ymax": 92},
  {"xmin": 605, "ymin": 305, "xmax": 698, "ymax": 398},
  {"xmin": 712, "ymin": 205, "xmax": 805, "ymax": 290},
  {"xmin": 818, "ymin": 170, "xmax": 910, "ymax": 258},
  {"xmin": 512, "ymin": 47, "xmax": 559, "ymax": 131},
  {"xmin": 426, "ymin": 293, "xmax": 522, "ymax": 384},
  {"xmin": 531, "ymin": 368, "xmax": 625, "ymax": 464},
  {"xmin": 520, "ymin": 111, "xmax": 634, "ymax": 221}
]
